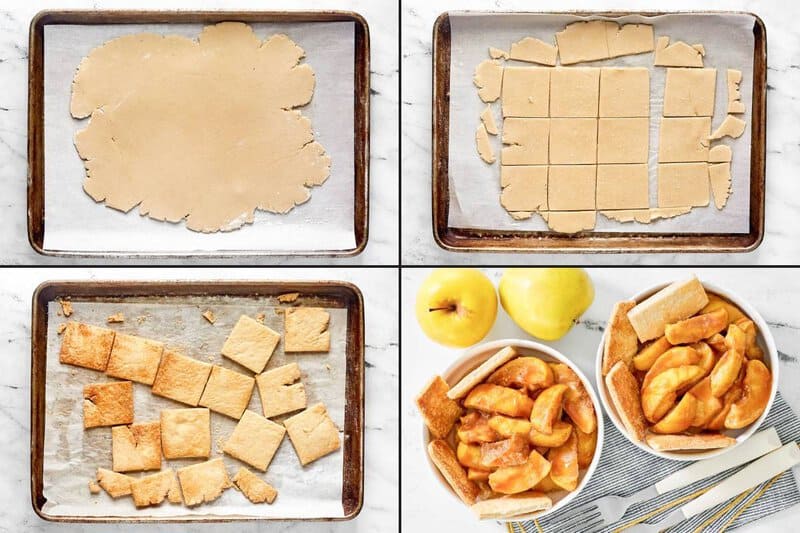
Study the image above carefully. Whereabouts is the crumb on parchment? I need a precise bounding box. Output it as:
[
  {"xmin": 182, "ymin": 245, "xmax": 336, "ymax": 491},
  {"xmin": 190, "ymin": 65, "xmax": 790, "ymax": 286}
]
[
  {"xmin": 202, "ymin": 310, "xmax": 216, "ymax": 324},
  {"xmin": 57, "ymin": 323, "xmax": 68, "ymax": 335},
  {"xmin": 255, "ymin": 313, "xmax": 266, "ymax": 324},
  {"xmin": 89, "ymin": 481, "xmax": 101, "ymax": 494},
  {"xmin": 106, "ymin": 313, "xmax": 125, "ymax": 323},
  {"xmin": 59, "ymin": 299, "xmax": 73, "ymax": 317},
  {"xmin": 276, "ymin": 292, "xmax": 300, "ymax": 303}
]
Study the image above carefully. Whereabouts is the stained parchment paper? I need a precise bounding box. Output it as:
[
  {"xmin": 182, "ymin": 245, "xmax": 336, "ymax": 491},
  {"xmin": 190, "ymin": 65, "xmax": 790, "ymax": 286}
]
[
  {"xmin": 42, "ymin": 21, "xmax": 356, "ymax": 253},
  {"xmin": 447, "ymin": 13, "xmax": 754, "ymax": 234},
  {"xmin": 43, "ymin": 298, "xmax": 348, "ymax": 518}
]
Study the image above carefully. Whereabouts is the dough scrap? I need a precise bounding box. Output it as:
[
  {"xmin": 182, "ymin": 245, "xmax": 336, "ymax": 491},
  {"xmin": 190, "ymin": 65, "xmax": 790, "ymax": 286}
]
[
  {"xmin": 727, "ymin": 69, "xmax": 746, "ymax": 113},
  {"xmin": 489, "ymin": 47, "xmax": 509, "ymax": 60},
  {"xmin": 657, "ymin": 163, "xmax": 710, "ymax": 208},
  {"xmin": 600, "ymin": 207, "xmax": 692, "ymax": 223},
  {"xmin": 474, "ymin": 59, "xmax": 504, "ymax": 102},
  {"xmin": 596, "ymin": 164, "xmax": 649, "ymax": 210},
  {"xmin": 709, "ymin": 115, "xmax": 747, "ymax": 141},
  {"xmin": 233, "ymin": 467, "xmax": 278, "ymax": 504},
  {"xmin": 480, "ymin": 105, "xmax": 498, "ymax": 135},
  {"xmin": 508, "ymin": 37, "xmax": 557, "ymax": 66},
  {"xmin": 599, "ymin": 67, "xmax": 650, "ymax": 118},
  {"xmin": 606, "ymin": 23, "xmax": 654, "ymax": 57},
  {"xmin": 708, "ymin": 145, "xmax": 732, "ymax": 163},
  {"xmin": 475, "ymin": 123, "xmax": 496, "ymax": 164},
  {"xmin": 663, "ymin": 68, "xmax": 717, "ymax": 117},
  {"xmin": 555, "ymin": 21, "xmax": 611, "ymax": 65},
  {"xmin": 71, "ymin": 23, "xmax": 330, "ymax": 233},
  {"xmin": 709, "ymin": 162, "xmax": 732, "ymax": 209},
  {"xmin": 509, "ymin": 211, "xmax": 533, "ymax": 220},
  {"xmin": 543, "ymin": 211, "xmax": 596, "ymax": 233},
  {"xmin": 654, "ymin": 36, "xmax": 705, "ymax": 67},
  {"xmin": 500, "ymin": 165, "xmax": 548, "ymax": 212}
]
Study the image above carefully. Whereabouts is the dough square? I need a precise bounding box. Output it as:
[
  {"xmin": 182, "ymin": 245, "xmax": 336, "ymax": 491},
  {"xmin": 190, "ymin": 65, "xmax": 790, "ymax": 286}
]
[
  {"xmin": 556, "ymin": 20, "xmax": 611, "ymax": 65},
  {"xmin": 549, "ymin": 67, "xmax": 600, "ymax": 117},
  {"xmin": 599, "ymin": 67, "xmax": 650, "ymax": 117},
  {"xmin": 284, "ymin": 308, "xmax": 331, "ymax": 353},
  {"xmin": 284, "ymin": 402, "xmax": 342, "ymax": 466},
  {"xmin": 597, "ymin": 118, "xmax": 649, "ymax": 164},
  {"xmin": 177, "ymin": 458, "xmax": 232, "ymax": 507},
  {"xmin": 111, "ymin": 421, "xmax": 162, "ymax": 472},
  {"xmin": 233, "ymin": 467, "xmax": 278, "ymax": 504},
  {"xmin": 255, "ymin": 362, "xmax": 307, "ymax": 418},
  {"xmin": 105, "ymin": 332, "xmax": 164, "ymax": 385},
  {"xmin": 596, "ymin": 164, "xmax": 650, "ymax": 209},
  {"xmin": 501, "ymin": 118, "xmax": 550, "ymax": 165},
  {"xmin": 657, "ymin": 163, "xmax": 710, "ymax": 207},
  {"xmin": 151, "ymin": 349, "xmax": 213, "ymax": 407},
  {"xmin": 658, "ymin": 117, "xmax": 711, "ymax": 163},
  {"xmin": 547, "ymin": 165, "xmax": 597, "ymax": 211},
  {"xmin": 199, "ymin": 365, "xmax": 255, "ymax": 419},
  {"xmin": 83, "ymin": 381, "xmax": 134, "ymax": 428},
  {"xmin": 59, "ymin": 322, "xmax": 116, "ymax": 371},
  {"xmin": 221, "ymin": 315, "xmax": 281, "ymax": 373},
  {"xmin": 501, "ymin": 67, "xmax": 550, "ymax": 117},
  {"xmin": 500, "ymin": 165, "xmax": 548, "ymax": 212},
  {"xmin": 130, "ymin": 469, "xmax": 181, "ymax": 508},
  {"xmin": 545, "ymin": 210, "xmax": 597, "ymax": 233},
  {"xmin": 223, "ymin": 409, "xmax": 286, "ymax": 471},
  {"xmin": 549, "ymin": 118, "xmax": 597, "ymax": 164},
  {"xmin": 663, "ymin": 68, "xmax": 717, "ymax": 117},
  {"xmin": 160, "ymin": 408, "xmax": 211, "ymax": 459}
]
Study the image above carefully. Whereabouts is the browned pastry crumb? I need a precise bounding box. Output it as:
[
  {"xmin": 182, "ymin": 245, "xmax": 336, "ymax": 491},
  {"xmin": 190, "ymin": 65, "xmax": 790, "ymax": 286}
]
[
  {"xmin": 88, "ymin": 481, "xmax": 101, "ymax": 494},
  {"xmin": 277, "ymin": 292, "xmax": 300, "ymax": 303},
  {"xmin": 106, "ymin": 312, "xmax": 125, "ymax": 323},
  {"xmin": 202, "ymin": 310, "xmax": 216, "ymax": 324},
  {"xmin": 57, "ymin": 323, "xmax": 68, "ymax": 335},
  {"xmin": 59, "ymin": 299, "xmax": 73, "ymax": 317}
]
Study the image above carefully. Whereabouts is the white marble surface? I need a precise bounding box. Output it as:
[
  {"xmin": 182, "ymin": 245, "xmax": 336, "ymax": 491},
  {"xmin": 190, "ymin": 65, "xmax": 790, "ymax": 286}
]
[
  {"xmin": 402, "ymin": 268, "xmax": 800, "ymax": 532},
  {"xmin": 401, "ymin": 0, "xmax": 800, "ymax": 264},
  {"xmin": 0, "ymin": 267, "xmax": 398, "ymax": 532},
  {"xmin": 0, "ymin": 0, "xmax": 398, "ymax": 265}
]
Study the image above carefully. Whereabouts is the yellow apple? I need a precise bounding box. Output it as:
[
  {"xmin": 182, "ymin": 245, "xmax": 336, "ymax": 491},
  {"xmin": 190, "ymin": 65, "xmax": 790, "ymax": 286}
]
[
  {"xmin": 499, "ymin": 268, "xmax": 594, "ymax": 341},
  {"xmin": 415, "ymin": 269, "xmax": 498, "ymax": 347}
]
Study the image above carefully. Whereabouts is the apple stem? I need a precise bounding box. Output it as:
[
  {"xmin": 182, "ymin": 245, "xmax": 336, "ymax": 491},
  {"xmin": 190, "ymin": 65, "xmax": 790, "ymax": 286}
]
[{"xmin": 429, "ymin": 305, "xmax": 457, "ymax": 313}]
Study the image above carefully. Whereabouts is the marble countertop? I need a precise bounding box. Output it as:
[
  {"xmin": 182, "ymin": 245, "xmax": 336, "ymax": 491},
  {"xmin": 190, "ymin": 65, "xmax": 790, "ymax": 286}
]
[
  {"xmin": 0, "ymin": 267, "xmax": 398, "ymax": 532},
  {"xmin": 0, "ymin": 0, "xmax": 398, "ymax": 265},
  {"xmin": 401, "ymin": 0, "xmax": 800, "ymax": 264},
  {"xmin": 402, "ymin": 268, "xmax": 800, "ymax": 531}
]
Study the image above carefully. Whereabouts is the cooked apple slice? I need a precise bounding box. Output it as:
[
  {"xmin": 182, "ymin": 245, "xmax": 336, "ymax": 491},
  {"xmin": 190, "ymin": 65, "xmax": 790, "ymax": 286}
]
[
  {"xmin": 458, "ymin": 412, "xmax": 500, "ymax": 443},
  {"xmin": 489, "ymin": 450, "xmax": 552, "ymax": 495},
  {"xmin": 574, "ymin": 425, "xmax": 597, "ymax": 469},
  {"xmin": 664, "ymin": 308, "xmax": 728, "ymax": 345},
  {"xmin": 706, "ymin": 333, "xmax": 727, "ymax": 355},
  {"xmin": 467, "ymin": 468, "xmax": 491, "ymax": 482},
  {"xmin": 550, "ymin": 363, "xmax": 596, "ymax": 434},
  {"xmin": 530, "ymin": 420, "xmax": 572, "ymax": 448},
  {"xmin": 533, "ymin": 473, "xmax": 562, "ymax": 493},
  {"xmin": 633, "ymin": 336, "xmax": 673, "ymax": 371},
  {"xmin": 701, "ymin": 293, "xmax": 746, "ymax": 323},
  {"xmin": 642, "ymin": 346, "xmax": 700, "ymax": 391},
  {"xmin": 488, "ymin": 357, "xmax": 555, "ymax": 392},
  {"xmin": 464, "ymin": 384, "xmax": 534, "ymax": 418},
  {"xmin": 725, "ymin": 323, "xmax": 746, "ymax": 355},
  {"xmin": 689, "ymin": 377, "xmax": 723, "ymax": 428},
  {"xmin": 734, "ymin": 318, "xmax": 764, "ymax": 360},
  {"xmin": 725, "ymin": 360, "xmax": 772, "ymax": 429},
  {"xmin": 530, "ymin": 384, "xmax": 568, "ymax": 434},
  {"xmin": 706, "ymin": 369, "xmax": 744, "ymax": 430},
  {"xmin": 457, "ymin": 441, "xmax": 485, "ymax": 470},
  {"xmin": 641, "ymin": 365, "xmax": 705, "ymax": 423},
  {"xmin": 480, "ymin": 434, "xmax": 531, "ymax": 468},
  {"xmin": 548, "ymin": 432, "xmax": 579, "ymax": 492},
  {"xmin": 488, "ymin": 415, "xmax": 532, "ymax": 438},
  {"xmin": 710, "ymin": 349, "xmax": 744, "ymax": 398},
  {"xmin": 650, "ymin": 393, "xmax": 697, "ymax": 434},
  {"xmin": 691, "ymin": 342, "xmax": 717, "ymax": 374}
]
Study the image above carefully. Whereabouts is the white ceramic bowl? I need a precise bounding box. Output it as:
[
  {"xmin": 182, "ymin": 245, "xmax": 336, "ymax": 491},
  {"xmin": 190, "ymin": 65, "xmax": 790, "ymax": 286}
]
[
  {"xmin": 595, "ymin": 280, "xmax": 779, "ymax": 461},
  {"xmin": 423, "ymin": 338, "xmax": 605, "ymax": 521}
]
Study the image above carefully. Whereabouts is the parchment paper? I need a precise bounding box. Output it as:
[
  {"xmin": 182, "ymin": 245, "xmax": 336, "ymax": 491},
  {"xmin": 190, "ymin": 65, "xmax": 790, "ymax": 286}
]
[
  {"xmin": 42, "ymin": 22, "xmax": 356, "ymax": 253},
  {"xmin": 42, "ymin": 298, "xmax": 348, "ymax": 518},
  {"xmin": 447, "ymin": 13, "xmax": 754, "ymax": 234}
]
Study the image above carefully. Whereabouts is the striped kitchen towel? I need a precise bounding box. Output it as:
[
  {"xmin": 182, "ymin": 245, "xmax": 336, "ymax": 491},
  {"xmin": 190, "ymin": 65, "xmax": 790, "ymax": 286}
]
[{"xmin": 515, "ymin": 392, "xmax": 800, "ymax": 533}]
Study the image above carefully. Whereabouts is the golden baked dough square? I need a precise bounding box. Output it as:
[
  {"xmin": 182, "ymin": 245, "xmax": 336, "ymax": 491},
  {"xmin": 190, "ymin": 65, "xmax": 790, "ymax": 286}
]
[
  {"xmin": 599, "ymin": 67, "xmax": 650, "ymax": 117},
  {"xmin": 111, "ymin": 421, "xmax": 162, "ymax": 472},
  {"xmin": 663, "ymin": 68, "xmax": 717, "ymax": 117},
  {"xmin": 501, "ymin": 67, "xmax": 550, "ymax": 117},
  {"xmin": 177, "ymin": 457, "xmax": 232, "ymax": 507},
  {"xmin": 284, "ymin": 308, "xmax": 331, "ymax": 353},
  {"xmin": 284, "ymin": 402, "xmax": 341, "ymax": 466},
  {"xmin": 83, "ymin": 381, "xmax": 134, "ymax": 428},
  {"xmin": 105, "ymin": 332, "xmax": 164, "ymax": 385},
  {"xmin": 255, "ymin": 363, "xmax": 307, "ymax": 418},
  {"xmin": 151, "ymin": 349, "xmax": 213, "ymax": 406},
  {"xmin": 548, "ymin": 165, "xmax": 597, "ymax": 211},
  {"xmin": 501, "ymin": 118, "xmax": 550, "ymax": 165},
  {"xmin": 549, "ymin": 67, "xmax": 600, "ymax": 118},
  {"xmin": 657, "ymin": 163, "xmax": 710, "ymax": 207},
  {"xmin": 596, "ymin": 164, "xmax": 650, "ymax": 210},
  {"xmin": 96, "ymin": 468, "xmax": 134, "ymax": 498},
  {"xmin": 223, "ymin": 409, "xmax": 286, "ymax": 471},
  {"xmin": 59, "ymin": 322, "xmax": 116, "ymax": 371},
  {"xmin": 160, "ymin": 408, "xmax": 211, "ymax": 459},
  {"xmin": 500, "ymin": 165, "xmax": 548, "ymax": 212},
  {"xmin": 221, "ymin": 315, "xmax": 281, "ymax": 373},
  {"xmin": 597, "ymin": 118, "xmax": 649, "ymax": 164},
  {"xmin": 658, "ymin": 117, "xmax": 711, "ymax": 163},
  {"xmin": 416, "ymin": 375, "xmax": 462, "ymax": 439},
  {"xmin": 549, "ymin": 118, "xmax": 598, "ymax": 164},
  {"xmin": 199, "ymin": 365, "xmax": 255, "ymax": 419},
  {"xmin": 232, "ymin": 466, "xmax": 278, "ymax": 504},
  {"xmin": 130, "ymin": 469, "xmax": 182, "ymax": 507}
]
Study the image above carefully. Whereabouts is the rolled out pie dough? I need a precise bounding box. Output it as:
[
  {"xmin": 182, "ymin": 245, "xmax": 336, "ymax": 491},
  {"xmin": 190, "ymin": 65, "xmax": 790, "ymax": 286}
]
[
  {"xmin": 508, "ymin": 37, "xmax": 557, "ymax": 66},
  {"xmin": 71, "ymin": 22, "xmax": 331, "ymax": 233}
]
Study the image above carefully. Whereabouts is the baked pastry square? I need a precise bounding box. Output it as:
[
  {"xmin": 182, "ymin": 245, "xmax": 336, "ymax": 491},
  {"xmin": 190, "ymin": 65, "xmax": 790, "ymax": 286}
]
[
  {"xmin": 105, "ymin": 332, "xmax": 164, "ymax": 385},
  {"xmin": 284, "ymin": 402, "xmax": 341, "ymax": 466},
  {"xmin": 663, "ymin": 68, "xmax": 717, "ymax": 117},
  {"xmin": 160, "ymin": 408, "xmax": 211, "ymax": 459},
  {"xmin": 599, "ymin": 67, "xmax": 650, "ymax": 117},
  {"xmin": 221, "ymin": 315, "xmax": 281, "ymax": 373},
  {"xmin": 223, "ymin": 409, "xmax": 286, "ymax": 471},
  {"xmin": 151, "ymin": 349, "xmax": 213, "ymax": 406},
  {"xmin": 111, "ymin": 421, "xmax": 162, "ymax": 472},
  {"xmin": 548, "ymin": 165, "xmax": 597, "ymax": 211},
  {"xmin": 500, "ymin": 165, "xmax": 548, "ymax": 212},
  {"xmin": 233, "ymin": 466, "xmax": 278, "ymax": 504},
  {"xmin": 59, "ymin": 322, "xmax": 116, "ymax": 371},
  {"xmin": 255, "ymin": 363, "xmax": 307, "ymax": 418},
  {"xmin": 130, "ymin": 469, "xmax": 182, "ymax": 507},
  {"xmin": 549, "ymin": 67, "xmax": 600, "ymax": 118},
  {"xmin": 83, "ymin": 381, "xmax": 134, "ymax": 428},
  {"xmin": 501, "ymin": 118, "xmax": 550, "ymax": 166},
  {"xmin": 284, "ymin": 308, "xmax": 331, "ymax": 353},
  {"xmin": 416, "ymin": 375, "xmax": 462, "ymax": 439},
  {"xmin": 199, "ymin": 365, "xmax": 255, "ymax": 419},
  {"xmin": 597, "ymin": 118, "xmax": 649, "ymax": 164},
  {"xmin": 596, "ymin": 164, "xmax": 649, "ymax": 210},
  {"xmin": 549, "ymin": 118, "xmax": 598, "ymax": 164},
  {"xmin": 658, "ymin": 117, "xmax": 711, "ymax": 163},
  {"xmin": 177, "ymin": 457, "xmax": 232, "ymax": 507}
]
